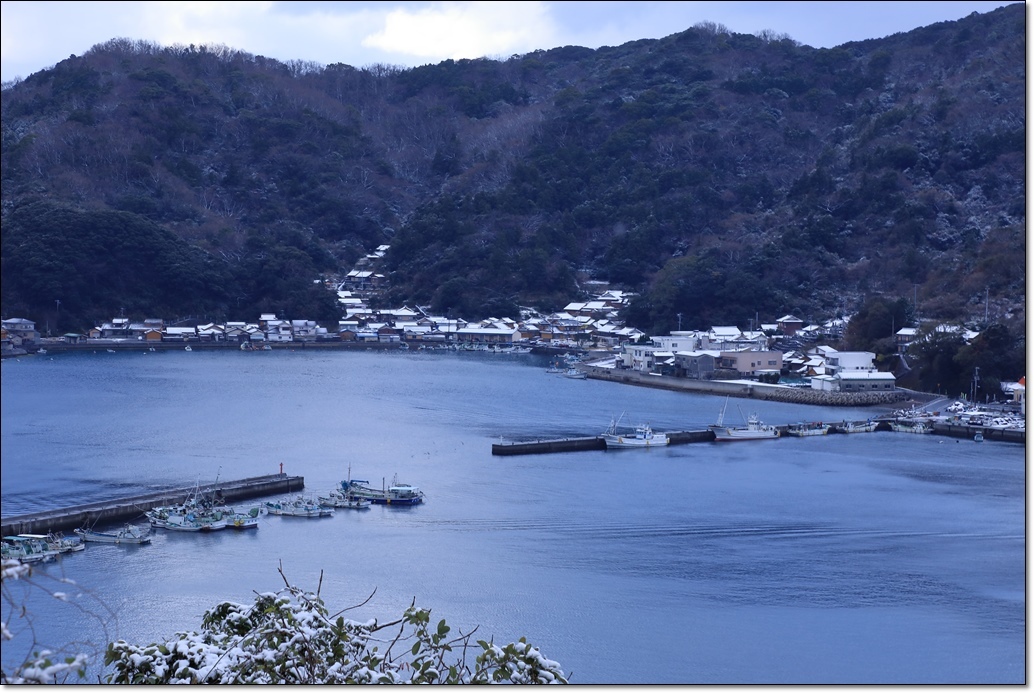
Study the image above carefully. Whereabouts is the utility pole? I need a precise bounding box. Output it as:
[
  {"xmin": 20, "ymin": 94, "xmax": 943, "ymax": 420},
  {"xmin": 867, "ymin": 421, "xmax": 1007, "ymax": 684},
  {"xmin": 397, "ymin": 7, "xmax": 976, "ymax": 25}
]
[
  {"xmin": 677, "ymin": 313, "xmax": 682, "ymax": 331},
  {"xmin": 971, "ymin": 366, "xmax": 980, "ymax": 402}
]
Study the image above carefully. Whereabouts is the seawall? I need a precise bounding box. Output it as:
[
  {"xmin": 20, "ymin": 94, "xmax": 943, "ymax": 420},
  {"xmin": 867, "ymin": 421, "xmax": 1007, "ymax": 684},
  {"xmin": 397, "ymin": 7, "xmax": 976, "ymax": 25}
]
[
  {"xmin": 0, "ymin": 474, "xmax": 305, "ymax": 536},
  {"xmin": 584, "ymin": 366, "xmax": 909, "ymax": 406}
]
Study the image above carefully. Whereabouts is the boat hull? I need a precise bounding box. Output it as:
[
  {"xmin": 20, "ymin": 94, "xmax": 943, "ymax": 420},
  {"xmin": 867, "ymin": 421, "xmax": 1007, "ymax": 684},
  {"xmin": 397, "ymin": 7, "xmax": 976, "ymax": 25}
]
[
  {"xmin": 603, "ymin": 434, "xmax": 669, "ymax": 448},
  {"xmin": 714, "ymin": 429, "xmax": 780, "ymax": 441}
]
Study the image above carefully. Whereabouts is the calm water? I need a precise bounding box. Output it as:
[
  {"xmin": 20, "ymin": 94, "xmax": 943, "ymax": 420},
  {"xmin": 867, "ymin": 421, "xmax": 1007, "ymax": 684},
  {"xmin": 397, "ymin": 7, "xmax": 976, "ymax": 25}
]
[{"xmin": 0, "ymin": 349, "xmax": 1025, "ymax": 684}]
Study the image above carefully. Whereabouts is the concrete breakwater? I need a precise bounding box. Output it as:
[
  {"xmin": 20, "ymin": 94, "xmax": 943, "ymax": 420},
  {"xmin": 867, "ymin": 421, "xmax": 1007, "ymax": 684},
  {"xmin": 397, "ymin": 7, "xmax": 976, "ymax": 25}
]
[
  {"xmin": 492, "ymin": 430, "xmax": 715, "ymax": 456},
  {"xmin": 0, "ymin": 474, "xmax": 304, "ymax": 536},
  {"xmin": 584, "ymin": 366, "xmax": 908, "ymax": 407}
]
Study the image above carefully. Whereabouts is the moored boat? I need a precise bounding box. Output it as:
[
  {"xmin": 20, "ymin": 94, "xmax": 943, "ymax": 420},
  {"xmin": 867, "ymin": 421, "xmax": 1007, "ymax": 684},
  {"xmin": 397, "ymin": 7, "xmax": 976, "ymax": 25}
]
[
  {"xmin": 785, "ymin": 422, "xmax": 830, "ymax": 437},
  {"xmin": 837, "ymin": 420, "xmax": 877, "ymax": 433},
  {"xmin": 75, "ymin": 524, "xmax": 152, "ymax": 544},
  {"xmin": 341, "ymin": 474, "xmax": 424, "ymax": 506},
  {"xmin": 891, "ymin": 421, "xmax": 932, "ymax": 434},
  {"xmin": 1, "ymin": 535, "xmax": 59, "ymax": 563},
  {"xmin": 318, "ymin": 490, "xmax": 372, "ymax": 510},
  {"xmin": 602, "ymin": 415, "xmax": 669, "ymax": 448},
  {"xmin": 18, "ymin": 532, "xmax": 85, "ymax": 554},
  {"xmin": 264, "ymin": 495, "xmax": 335, "ymax": 517},
  {"xmin": 713, "ymin": 412, "xmax": 780, "ymax": 441},
  {"xmin": 561, "ymin": 367, "xmax": 587, "ymax": 379}
]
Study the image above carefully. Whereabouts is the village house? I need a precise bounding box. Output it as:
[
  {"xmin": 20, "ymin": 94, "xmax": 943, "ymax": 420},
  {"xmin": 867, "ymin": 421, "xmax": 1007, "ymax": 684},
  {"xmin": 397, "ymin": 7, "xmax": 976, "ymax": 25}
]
[
  {"xmin": 163, "ymin": 326, "xmax": 198, "ymax": 341},
  {"xmin": 717, "ymin": 349, "xmax": 783, "ymax": 377},
  {"xmin": 776, "ymin": 315, "xmax": 805, "ymax": 336},
  {"xmin": 674, "ymin": 351, "xmax": 720, "ymax": 379},
  {"xmin": 1, "ymin": 318, "xmax": 38, "ymax": 344}
]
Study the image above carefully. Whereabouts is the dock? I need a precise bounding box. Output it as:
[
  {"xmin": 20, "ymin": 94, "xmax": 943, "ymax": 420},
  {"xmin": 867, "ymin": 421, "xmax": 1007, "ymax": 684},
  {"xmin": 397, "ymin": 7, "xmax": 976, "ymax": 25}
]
[
  {"xmin": 492, "ymin": 430, "xmax": 715, "ymax": 456},
  {"xmin": 0, "ymin": 474, "xmax": 305, "ymax": 536}
]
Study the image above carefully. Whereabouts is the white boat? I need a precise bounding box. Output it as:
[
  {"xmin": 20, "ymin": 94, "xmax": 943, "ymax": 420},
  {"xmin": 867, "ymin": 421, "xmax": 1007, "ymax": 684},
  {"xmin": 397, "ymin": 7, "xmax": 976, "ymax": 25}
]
[
  {"xmin": 74, "ymin": 524, "xmax": 152, "ymax": 544},
  {"xmin": 713, "ymin": 405, "xmax": 780, "ymax": 442},
  {"xmin": 785, "ymin": 422, "xmax": 830, "ymax": 437},
  {"xmin": 838, "ymin": 420, "xmax": 877, "ymax": 433},
  {"xmin": 2, "ymin": 535, "xmax": 60, "ymax": 563},
  {"xmin": 318, "ymin": 490, "xmax": 372, "ymax": 510},
  {"xmin": 18, "ymin": 532, "xmax": 85, "ymax": 554},
  {"xmin": 264, "ymin": 496, "xmax": 335, "ymax": 517},
  {"xmin": 561, "ymin": 367, "xmax": 587, "ymax": 379},
  {"xmin": 602, "ymin": 414, "xmax": 669, "ymax": 448},
  {"xmin": 973, "ymin": 432, "xmax": 985, "ymax": 442},
  {"xmin": 891, "ymin": 421, "xmax": 932, "ymax": 434},
  {"xmin": 341, "ymin": 473, "xmax": 424, "ymax": 506},
  {"xmin": 184, "ymin": 345, "xmax": 193, "ymax": 352},
  {"xmin": 146, "ymin": 509, "xmax": 208, "ymax": 531}
]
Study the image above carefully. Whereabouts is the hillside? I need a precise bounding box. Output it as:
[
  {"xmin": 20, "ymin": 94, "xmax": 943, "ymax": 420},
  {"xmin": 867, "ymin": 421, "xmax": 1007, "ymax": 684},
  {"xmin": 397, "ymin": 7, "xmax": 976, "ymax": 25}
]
[{"xmin": 0, "ymin": 3, "xmax": 1025, "ymax": 336}]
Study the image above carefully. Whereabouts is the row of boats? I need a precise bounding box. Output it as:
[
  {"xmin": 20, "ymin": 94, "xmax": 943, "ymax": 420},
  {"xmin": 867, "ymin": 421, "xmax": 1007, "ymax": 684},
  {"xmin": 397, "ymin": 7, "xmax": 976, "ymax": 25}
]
[
  {"xmin": 2, "ymin": 474, "xmax": 425, "ymax": 565},
  {"xmin": 1, "ymin": 532, "xmax": 88, "ymax": 563},
  {"xmin": 144, "ymin": 473, "xmax": 425, "ymax": 529},
  {"xmin": 598, "ymin": 398, "xmax": 932, "ymax": 450}
]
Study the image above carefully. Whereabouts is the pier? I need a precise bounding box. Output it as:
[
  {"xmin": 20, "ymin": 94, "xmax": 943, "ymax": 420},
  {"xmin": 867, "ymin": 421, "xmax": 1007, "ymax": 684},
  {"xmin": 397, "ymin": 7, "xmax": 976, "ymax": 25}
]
[
  {"xmin": 492, "ymin": 430, "xmax": 715, "ymax": 456},
  {"xmin": 0, "ymin": 474, "xmax": 305, "ymax": 536}
]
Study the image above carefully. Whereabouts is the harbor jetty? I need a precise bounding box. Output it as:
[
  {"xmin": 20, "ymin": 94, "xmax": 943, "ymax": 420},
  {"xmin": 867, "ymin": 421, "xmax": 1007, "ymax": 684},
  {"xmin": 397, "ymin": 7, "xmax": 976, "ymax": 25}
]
[
  {"xmin": 492, "ymin": 429, "xmax": 715, "ymax": 455},
  {"xmin": 0, "ymin": 474, "xmax": 304, "ymax": 536}
]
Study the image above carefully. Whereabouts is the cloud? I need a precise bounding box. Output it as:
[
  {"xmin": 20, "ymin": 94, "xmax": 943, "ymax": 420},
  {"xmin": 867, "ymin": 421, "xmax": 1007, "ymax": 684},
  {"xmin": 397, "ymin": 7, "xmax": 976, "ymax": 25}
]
[{"xmin": 362, "ymin": 1, "xmax": 557, "ymax": 62}]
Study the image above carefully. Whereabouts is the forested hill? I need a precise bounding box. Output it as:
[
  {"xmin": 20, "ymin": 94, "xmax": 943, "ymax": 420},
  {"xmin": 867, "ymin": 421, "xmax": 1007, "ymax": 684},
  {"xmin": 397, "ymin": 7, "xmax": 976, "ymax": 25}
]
[{"xmin": 0, "ymin": 3, "xmax": 1025, "ymax": 334}]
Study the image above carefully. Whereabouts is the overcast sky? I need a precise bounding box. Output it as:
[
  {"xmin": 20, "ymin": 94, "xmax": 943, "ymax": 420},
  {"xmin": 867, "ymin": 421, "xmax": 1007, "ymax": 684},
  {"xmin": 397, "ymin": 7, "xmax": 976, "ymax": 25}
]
[{"xmin": 0, "ymin": 1, "xmax": 1018, "ymax": 84}]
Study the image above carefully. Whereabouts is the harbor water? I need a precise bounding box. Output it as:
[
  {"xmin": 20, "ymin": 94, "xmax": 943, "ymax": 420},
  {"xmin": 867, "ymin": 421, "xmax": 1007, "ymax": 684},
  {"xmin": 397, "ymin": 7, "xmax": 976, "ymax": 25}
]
[{"xmin": 0, "ymin": 348, "xmax": 1025, "ymax": 683}]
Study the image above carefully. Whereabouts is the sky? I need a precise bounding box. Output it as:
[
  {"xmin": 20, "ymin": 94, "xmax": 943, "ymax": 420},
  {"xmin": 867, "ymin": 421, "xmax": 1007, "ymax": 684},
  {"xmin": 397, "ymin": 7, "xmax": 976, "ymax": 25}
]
[{"xmin": 0, "ymin": 1, "xmax": 1020, "ymax": 83}]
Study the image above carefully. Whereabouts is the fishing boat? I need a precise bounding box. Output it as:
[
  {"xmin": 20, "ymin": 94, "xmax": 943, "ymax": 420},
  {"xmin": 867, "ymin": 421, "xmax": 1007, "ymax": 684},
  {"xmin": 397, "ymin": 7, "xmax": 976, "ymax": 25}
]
[
  {"xmin": 602, "ymin": 414, "xmax": 669, "ymax": 448},
  {"xmin": 545, "ymin": 363, "xmax": 565, "ymax": 374},
  {"xmin": 146, "ymin": 508, "xmax": 208, "ymax": 531},
  {"xmin": 340, "ymin": 473, "xmax": 424, "ymax": 506},
  {"xmin": 712, "ymin": 402, "xmax": 780, "ymax": 441},
  {"xmin": 318, "ymin": 490, "xmax": 372, "ymax": 510},
  {"xmin": 561, "ymin": 367, "xmax": 587, "ymax": 380},
  {"xmin": 890, "ymin": 421, "xmax": 932, "ymax": 434},
  {"xmin": 264, "ymin": 495, "xmax": 335, "ymax": 517},
  {"xmin": 838, "ymin": 420, "xmax": 877, "ymax": 433},
  {"xmin": 74, "ymin": 524, "xmax": 152, "ymax": 544},
  {"xmin": 17, "ymin": 532, "xmax": 85, "ymax": 554},
  {"xmin": 1, "ymin": 535, "xmax": 59, "ymax": 563},
  {"xmin": 785, "ymin": 422, "xmax": 830, "ymax": 437},
  {"xmin": 973, "ymin": 431, "xmax": 985, "ymax": 442}
]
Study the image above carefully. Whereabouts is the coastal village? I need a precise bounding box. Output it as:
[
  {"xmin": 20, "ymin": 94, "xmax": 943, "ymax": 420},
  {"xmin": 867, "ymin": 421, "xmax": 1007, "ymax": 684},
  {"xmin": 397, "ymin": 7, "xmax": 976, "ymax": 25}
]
[{"xmin": 0, "ymin": 241, "xmax": 1024, "ymax": 415}]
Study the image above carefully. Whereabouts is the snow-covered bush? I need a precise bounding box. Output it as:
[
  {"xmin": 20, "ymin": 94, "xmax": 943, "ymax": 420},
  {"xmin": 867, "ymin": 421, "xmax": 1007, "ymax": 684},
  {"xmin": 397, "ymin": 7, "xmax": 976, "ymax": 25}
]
[{"xmin": 104, "ymin": 567, "xmax": 567, "ymax": 684}]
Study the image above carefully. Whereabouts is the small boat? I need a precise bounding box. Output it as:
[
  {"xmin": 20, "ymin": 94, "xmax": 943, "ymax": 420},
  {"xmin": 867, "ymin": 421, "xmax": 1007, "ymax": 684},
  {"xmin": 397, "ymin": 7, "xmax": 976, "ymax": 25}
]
[
  {"xmin": 322, "ymin": 492, "xmax": 376, "ymax": 513},
  {"xmin": 2, "ymin": 535, "xmax": 60, "ymax": 563},
  {"xmin": 713, "ymin": 405, "xmax": 780, "ymax": 442},
  {"xmin": 838, "ymin": 420, "xmax": 877, "ymax": 433},
  {"xmin": 264, "ymin": 496, "xmax": 335, "ymax": 517},
  {"xmin": 184, "ymin": 345, "xmax": 193, "ymax": 352},
  {"xmin": 602, "ymin": 414, "xmax": 669, "ymax": 448},
  {"xmin": 74, "ymin": 524, "xmax": 152, "ymax": 544},
  {"xmin": 545, "ymin": 363, "xmax": 564, "ymax": 374},
  {"xmin": 890, "ymin": 422, "xmax": 932, "ymax": 434},
  {"xmin": 146, "ymin": 509, "xmax": 207, "ymax": 531},
  {"xmin": 561, "ymin": 367, "xmax": 587, "ymax": 380},
  {"xmin": 17, "ymin": 532, "xmax": 85, "ymax": 554},
  {"xmin": 973, "ymin": 432, "xmax": 984, "ymax": 442},
  {"xmin": 341, "ymin": 473, "xmax": 424, "ymax": 506},
  {"xmin": 226, "ymin": 513, "xmax": 260, "ymax": 529},
  {"xmin": 318, "ymin": 490, "xmax": 372, "ymax": 510},
  {"xmin": 785, "ymin": 422, "xmax": 830, "ymax": 437}
]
